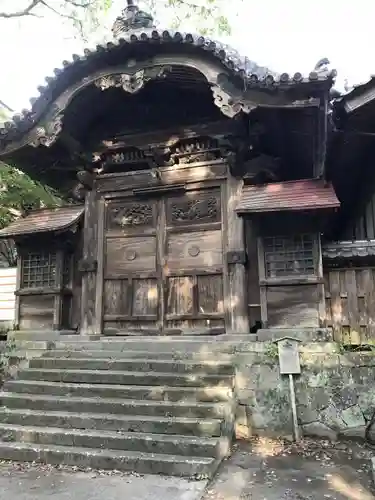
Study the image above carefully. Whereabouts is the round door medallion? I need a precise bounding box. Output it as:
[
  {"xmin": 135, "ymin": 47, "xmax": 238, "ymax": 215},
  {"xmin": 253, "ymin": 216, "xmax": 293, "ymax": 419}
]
[
  {"xmin": 188, "ymin": 245, "xmax": 200, "ymax": 257},
  {"xmin": 126, "ymin": 250, "xmax": 137, "ymax": 261}
]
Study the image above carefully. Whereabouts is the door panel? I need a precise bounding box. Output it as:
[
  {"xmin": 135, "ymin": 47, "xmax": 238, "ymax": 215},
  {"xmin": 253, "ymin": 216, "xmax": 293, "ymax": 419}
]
[
  {"xmin": 105, "ymin": 236, "xmax": 157, "ymax": 275},
  {"xmin": 166, "ymin": 230, "xmax": 222, "ymax": 272},
  {"xmin": 103, "ymin": 198, "xmax": 159, "ymax": 332},
  {"xmin": 164, "ymin": 188, "xmax": 224, "ymax": 331},
  {"xmin": 101, "ymin": 186, "xmax": 225, "ymax": 334},
  {"xmin": 132, "ymin": 278, "xmax": 159, "ymax": 317}
]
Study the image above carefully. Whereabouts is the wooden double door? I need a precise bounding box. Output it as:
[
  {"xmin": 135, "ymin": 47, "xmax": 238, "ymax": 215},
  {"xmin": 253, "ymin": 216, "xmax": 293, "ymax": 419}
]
[{"xmin": 102, "ymin": 186, "xmax": 226, "ymax": 333}]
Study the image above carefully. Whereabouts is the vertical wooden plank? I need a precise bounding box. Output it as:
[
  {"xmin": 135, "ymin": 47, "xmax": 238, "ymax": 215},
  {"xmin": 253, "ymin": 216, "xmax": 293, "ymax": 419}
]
[
  {"xmin": 339, "ymin": 271, "xmax": 350, "ymax": 341},
  {"xmin": 53, "ymin": 249, "xmax": 64, "ymax": 330},
  {"xmin": 323, "ymin": 272, "xmax": 332, "ymax": 327},
  {"xmin": 245, "ymin": 219, "xmax": 261, "ymax": 327},
  {"xmin": 197, "ymin": 275, "xmax": 224, "ymax": 314},
  {"xmin": 346, "ymin": 269, "xmax": 360, "ymax": 344},
  {"xmin": 132, "ymin": 279, "xmax": 158, "ymax": 316},
  {"xmin": 366, "ymin": 269, "xmax": 375, "ymax": 342},
  {"xmin": 356, "ymin": 269, "xmax": 368, "ymax": 343},
  {"xmin": 167, "ymin": 277, "xmax": 194, "ymax": 316},
  {"xmin": 14, "ymin": 255, "xmax": 22, "ymax": 330},
  {"xmin": 94, "ymin": 198, "xmax": 105, "ymax": 335},
  {"xmin": 366, "ymin": 199, "xmax": 375, "ymax": 239},
  {"xmin": 226, "ymin": 175, "xmax": 249, "ymax": 333},
  {"xmin": 329, "ymin": 270, "xmax": 342, "ymax": 341},
  {"xmin": 221, "ymin": 180, "xmax": 231, "ymax": 331},
  {"xmin": 257, "ymin": 237, "xmax": 268, "ymax": 328},
  {"xmin": 157, "ymin": 198, "xmax": 166, "ymax": 332},
  {"xmin": 80, "ymin": 190, "xmax": 98, "ymax": 335},
  {"xmin": 315, "ymin": 235, "xmax": 326, "ymax": 327},
  {"xmin": 104, "ymin": 280, "xmax": 130, "ymax": 316}
]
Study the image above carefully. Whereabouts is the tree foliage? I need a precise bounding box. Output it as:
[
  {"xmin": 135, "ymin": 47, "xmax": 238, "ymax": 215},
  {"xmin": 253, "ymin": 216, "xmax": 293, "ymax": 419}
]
[
  {"xmin": 0, "ymin": 163, "xmax": 63, "ymax": 266},
  {"xmin": 0, "ymin": 0, "xmax": 232, "ymax": 41}
]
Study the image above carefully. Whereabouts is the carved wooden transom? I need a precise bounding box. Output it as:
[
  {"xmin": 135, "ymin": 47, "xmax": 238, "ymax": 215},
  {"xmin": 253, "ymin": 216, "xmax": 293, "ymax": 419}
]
[
  {"xmin": 167, "ymin": 191, "xmax": 221, "ymax": 226},
  {"xmin": 107, "ymin": 203, "xmax": 154, "ymax": 228}
]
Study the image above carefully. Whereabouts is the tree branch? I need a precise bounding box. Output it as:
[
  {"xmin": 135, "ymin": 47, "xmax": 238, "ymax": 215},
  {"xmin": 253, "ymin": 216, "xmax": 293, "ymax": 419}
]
[{"xmin": 0, "ymin": 0, "xmax": 42, "ymax": 18}]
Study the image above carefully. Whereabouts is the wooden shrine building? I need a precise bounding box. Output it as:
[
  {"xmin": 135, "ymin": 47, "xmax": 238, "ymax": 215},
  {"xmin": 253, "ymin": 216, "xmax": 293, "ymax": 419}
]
[{"xmin": 0, "ymin": 2, "xmax": 340, "ymax": 337}]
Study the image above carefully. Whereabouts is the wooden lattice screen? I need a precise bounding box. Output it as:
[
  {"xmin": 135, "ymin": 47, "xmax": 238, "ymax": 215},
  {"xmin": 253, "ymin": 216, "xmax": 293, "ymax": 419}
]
[{"xmin": 324, "ymin": 267, "xmax": 375, "ymax": 343}]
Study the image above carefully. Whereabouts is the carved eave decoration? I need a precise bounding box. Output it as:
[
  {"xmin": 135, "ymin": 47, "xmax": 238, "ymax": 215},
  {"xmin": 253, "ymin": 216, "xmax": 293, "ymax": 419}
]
[
  {"xmin": 30, "ymin": 113, "xmax": 63, "ymax": 148},
  {"xmin": 94, "ymin": 66, "xmax": 172, "ymax": 94},
  {"xmin": 0, "ymin": 19, "xmax": 336, "ymax": 158}
]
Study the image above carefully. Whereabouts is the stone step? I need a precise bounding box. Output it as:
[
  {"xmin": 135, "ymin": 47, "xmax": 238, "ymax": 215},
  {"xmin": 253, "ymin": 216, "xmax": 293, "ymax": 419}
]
[
  {"xmin": 0, "ymin": 408, "xmax": 223, "ymax": 436},
  {"xmin": 0, "ymin": 393, "xmax": 230, "ymax": 419},
  {"xmin": 0, "ymin": 441, "xmax": 218, "ymax": 477},
  {"xmin": 29, "ymin": 357, "xmax": 234, "ymax": 375},
  {"xmin": 4, "ymin": 380, "xmax": 233, "ymax": 402},
  {"xmin": 8, "ymin": 331, "xmax": 81, "ymax": 341},
  {"xmin": 41, "ymin": 349, "xmax": 235, "ymax": 361},
  {"xmin": 17, "ymin": 368, "xmax": 234, "ymax": 387},
  {"xmin": 0, "ymin": 424, "xmax": 229, "ymax": 458},
  {"xmin": 53, "ymin": 337, "xmax": 257, "ymax": 353}
]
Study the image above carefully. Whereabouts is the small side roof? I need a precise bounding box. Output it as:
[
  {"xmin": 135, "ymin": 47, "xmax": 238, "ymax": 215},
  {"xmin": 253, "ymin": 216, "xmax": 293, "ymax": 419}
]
[
  {"xmin": 0, "ymin": 204, "xmax": 84, "ymax": 238},
  {"xmin": 236, "ymin": 179, "xmax": 340, "ymax": 214}
]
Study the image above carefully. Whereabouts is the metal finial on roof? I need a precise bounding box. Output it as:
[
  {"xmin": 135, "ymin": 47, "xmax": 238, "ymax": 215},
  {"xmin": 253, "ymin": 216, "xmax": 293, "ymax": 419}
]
[{"xmin": 112, "ymin": 0, "xmax": 154, "ymax": 38}]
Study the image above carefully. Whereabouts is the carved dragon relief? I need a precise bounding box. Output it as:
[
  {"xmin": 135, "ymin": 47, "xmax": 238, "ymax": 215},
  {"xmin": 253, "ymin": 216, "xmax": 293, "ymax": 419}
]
[{"xmin": 94, "ymin": 66, "xmax": 172, "ymax": 95}]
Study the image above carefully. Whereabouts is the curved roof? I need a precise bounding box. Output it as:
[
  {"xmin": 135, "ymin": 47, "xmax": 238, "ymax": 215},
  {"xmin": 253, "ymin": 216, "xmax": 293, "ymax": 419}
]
[
  {"xmin": 0, "ymin": 204, "xmax": 84, "ymax": 238},
  {"xmin": 0, "ymin": 7, "xmax": 336, "ymax": 154}
]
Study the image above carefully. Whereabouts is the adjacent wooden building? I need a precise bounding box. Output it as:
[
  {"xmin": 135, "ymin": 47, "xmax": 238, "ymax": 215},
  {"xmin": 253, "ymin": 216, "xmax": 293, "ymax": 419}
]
[{"xmin": 0, "ymin": 3, "xmax": 343, "ymax": 337}]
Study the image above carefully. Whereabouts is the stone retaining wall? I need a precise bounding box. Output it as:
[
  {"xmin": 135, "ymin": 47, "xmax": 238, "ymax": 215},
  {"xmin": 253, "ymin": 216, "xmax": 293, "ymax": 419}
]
[{"xmin": 235, "ymin": 343, "xmax": 375, "ymax": 441}]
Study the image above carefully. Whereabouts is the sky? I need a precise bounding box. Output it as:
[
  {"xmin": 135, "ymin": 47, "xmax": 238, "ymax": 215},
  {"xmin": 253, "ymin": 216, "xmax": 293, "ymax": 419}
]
[{"xmin": 0, "ymin": 0, "xmax": 373, "ymax": 112}]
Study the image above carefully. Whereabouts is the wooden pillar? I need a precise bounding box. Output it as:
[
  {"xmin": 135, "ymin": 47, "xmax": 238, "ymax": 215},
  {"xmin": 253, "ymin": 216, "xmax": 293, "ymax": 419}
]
[
  {"xmin": 80, "ymin": 190, "xmax": 99, "ymax": 335},
  {"xmin": 53, "ymin": 249, "xmax": 64, "ymax": 329},
  {"xmin": 226, "ymin": 175, "xmax": 249, "ymax": 333},
  {"xmin": 94, "ymin": 198, "xmax": 105, "ymax": 335},
  {"xmin": 316, "ymin": 234, "xmax": 326, "ymax": 327},
  {"xmin": 14, "ymin": 256, "xmax": 21, "ymax": 330}
]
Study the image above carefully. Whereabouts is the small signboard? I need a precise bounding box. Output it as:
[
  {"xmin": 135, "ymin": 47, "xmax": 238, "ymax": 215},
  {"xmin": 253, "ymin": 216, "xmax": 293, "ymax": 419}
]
[{"xmin": 275, "ymin": 337, "xmax": 301, "ymax": 375}]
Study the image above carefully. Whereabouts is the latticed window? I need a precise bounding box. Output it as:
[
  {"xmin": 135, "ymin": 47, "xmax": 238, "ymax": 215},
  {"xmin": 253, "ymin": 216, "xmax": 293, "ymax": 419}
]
[
  {"xmin": 21, "ymin": 252, "xmax": 57, "ymax": 288},
  {"xmin": 264, "ymin": 234, "xmax": 316, "ymax": 278}
]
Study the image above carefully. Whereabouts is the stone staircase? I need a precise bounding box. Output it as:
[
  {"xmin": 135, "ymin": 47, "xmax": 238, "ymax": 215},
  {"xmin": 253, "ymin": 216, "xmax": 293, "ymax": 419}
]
[{"xmin": 0, "ymin": 335, "xmax": 247, "ymax": 478}]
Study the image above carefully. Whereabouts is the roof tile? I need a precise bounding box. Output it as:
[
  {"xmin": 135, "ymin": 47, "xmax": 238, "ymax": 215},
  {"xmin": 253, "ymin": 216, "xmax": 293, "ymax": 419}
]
[
  {"xmin": 236, "ymin": 179, "xmax": 340, "ymax": 214},
  {"xmin": 0, "ymin": 205, "xmax": 84, "ymax": 238}
]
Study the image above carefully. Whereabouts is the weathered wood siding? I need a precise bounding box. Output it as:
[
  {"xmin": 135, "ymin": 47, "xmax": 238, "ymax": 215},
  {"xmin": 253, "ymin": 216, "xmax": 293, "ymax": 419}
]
[
  {"xmin": 257, "ymin": 232, "xmax": 324, "ymax": 329},
  {"xmin": 0, "ymin": 268, "xmax": 16, "ymax": 323},
  {"xmin": 343, "ymin": 191, "xmax": 375, "ymax": 240},
  {"xmin": 19, "ymin": 294, "xmax": 54, "ymax": 330},
  {"xmin": 324, "ymin": 267, "xmax": 375, "ymax": 343}
]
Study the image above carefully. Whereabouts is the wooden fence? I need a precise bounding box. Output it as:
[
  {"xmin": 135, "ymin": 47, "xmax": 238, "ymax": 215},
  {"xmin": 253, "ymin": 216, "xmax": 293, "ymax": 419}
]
[
  {"xmin": 0, "ymin": 268, "xmax": 16, "ymax": 325},
  {"xmin": 324, "ymin": 267, "xmax": 375, "ymax": 343}
]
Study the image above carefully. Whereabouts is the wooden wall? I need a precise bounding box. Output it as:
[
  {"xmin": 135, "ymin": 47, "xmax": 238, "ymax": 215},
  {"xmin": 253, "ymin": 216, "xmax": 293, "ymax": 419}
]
[
  {"xmin": 256, "ymin": 230, "xmax": 324, "ymax": 329},
  {"xmin": 0, "ymin": 268, "xmax": 16, "ymax": 324},
  {"xmin": 343, "ymin": 190, "xmax": 375, "ymax": 240},
  {"xmin": 324, "ymin": 267, "xmax": 375, "ymax": 343}
]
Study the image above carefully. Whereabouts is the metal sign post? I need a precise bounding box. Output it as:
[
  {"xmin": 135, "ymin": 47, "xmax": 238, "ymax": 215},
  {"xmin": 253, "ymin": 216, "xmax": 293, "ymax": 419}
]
[{"xmin": 274, "ymin": 337, "xmax": 302, "ymax": 442}]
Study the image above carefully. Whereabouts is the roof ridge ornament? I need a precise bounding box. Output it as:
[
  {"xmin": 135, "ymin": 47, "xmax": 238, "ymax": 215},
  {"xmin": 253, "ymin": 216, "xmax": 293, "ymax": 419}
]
[{"xmin": 112, "ymin": 0, "xmax": 155, "ymax": 39}]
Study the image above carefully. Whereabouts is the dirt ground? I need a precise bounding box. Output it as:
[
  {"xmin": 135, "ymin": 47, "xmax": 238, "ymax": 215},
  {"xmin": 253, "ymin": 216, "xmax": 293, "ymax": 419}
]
[
  {"xmin": 203, "ymin": 437, "xmax": 375, "ymax": 499},
  {"xmin": 0, "ymin": 438, "xmax": 374, "ymax": 500}
]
